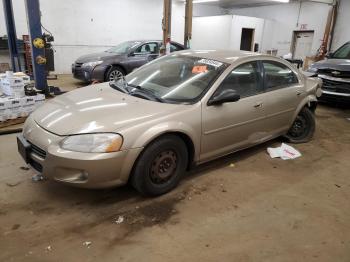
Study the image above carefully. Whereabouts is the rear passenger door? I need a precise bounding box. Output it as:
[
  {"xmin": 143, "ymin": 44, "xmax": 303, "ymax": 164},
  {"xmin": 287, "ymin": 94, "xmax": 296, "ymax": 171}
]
[
  {"xmin": 201, "ymin": 61, "xmax": 268, "ymax": 161},
  {"xmin": 261, "ymin": 60, "xmax": 303, "ymax": 134}
]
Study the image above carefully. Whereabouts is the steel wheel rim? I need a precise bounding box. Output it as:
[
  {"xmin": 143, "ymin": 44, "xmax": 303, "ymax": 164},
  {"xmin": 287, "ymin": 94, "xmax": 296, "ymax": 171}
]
[
  {"xmin": 289, "ymin": 115, "xmax": 307, "ymax": 138},
  {"xmin": 109, "ymin": 70, "xmax": 124, "ymax": 82},
  {"xmin": 150, "ymin": 150, "xmax": 178, "ymax": 184}
]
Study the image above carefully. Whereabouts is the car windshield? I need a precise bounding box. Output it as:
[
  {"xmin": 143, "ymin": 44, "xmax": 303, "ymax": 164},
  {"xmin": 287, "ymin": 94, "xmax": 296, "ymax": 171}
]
[
  {"xmin": 122, "ymin": 55, "xmax": 227, "ymax": 104},
  {"xmin": 332, "ymin": 43, "xmax": 350, "ymax": 59},
  {"xmin": 106, "ymin": 41, "xmax": 141, "ymax": 54}
]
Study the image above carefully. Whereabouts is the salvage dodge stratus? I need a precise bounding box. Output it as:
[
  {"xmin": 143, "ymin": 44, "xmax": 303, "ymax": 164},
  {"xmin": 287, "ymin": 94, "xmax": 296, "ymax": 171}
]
[{"xmin": 17, "ymin": 50, "xmax": 322, "ymax": 196}]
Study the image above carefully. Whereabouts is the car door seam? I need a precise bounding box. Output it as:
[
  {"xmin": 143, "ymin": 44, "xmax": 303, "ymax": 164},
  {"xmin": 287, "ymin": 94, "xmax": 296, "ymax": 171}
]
[
  {"xmin": 265, "ymin": 108, "xmax": 295, "ymax": 120},
  {"xmin": 203, "ymin": 115, "xmax": 266, "ymax": 135}
]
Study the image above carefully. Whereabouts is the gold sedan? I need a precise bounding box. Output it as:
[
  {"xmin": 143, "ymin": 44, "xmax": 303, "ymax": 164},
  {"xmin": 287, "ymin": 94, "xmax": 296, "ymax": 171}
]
[{"xmin": 17, "ymin": 50, "xmax": 322, "ymax": 196}]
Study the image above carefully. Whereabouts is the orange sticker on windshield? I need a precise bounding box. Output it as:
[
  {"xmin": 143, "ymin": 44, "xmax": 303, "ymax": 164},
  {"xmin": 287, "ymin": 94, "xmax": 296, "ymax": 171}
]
[{"xmin": 192, "ymin": 65, "xmax": 208, "ymax": 74}]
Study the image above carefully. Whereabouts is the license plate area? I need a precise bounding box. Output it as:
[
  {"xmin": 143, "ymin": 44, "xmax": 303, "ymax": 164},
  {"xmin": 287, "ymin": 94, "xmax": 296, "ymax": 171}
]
[{"xmin": 17, "ymin": 135, "xmax": 31, "ymax": 163}]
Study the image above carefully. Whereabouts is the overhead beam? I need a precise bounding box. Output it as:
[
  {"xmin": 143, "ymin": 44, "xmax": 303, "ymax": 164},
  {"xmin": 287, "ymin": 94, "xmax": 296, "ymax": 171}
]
[
  {"xmin": 184, "ymin": 0, "xmax": 193, "ymax": 49},
  {"xmin": 2, "ymin": 0, "xmax": 21, "ymax": 72}
]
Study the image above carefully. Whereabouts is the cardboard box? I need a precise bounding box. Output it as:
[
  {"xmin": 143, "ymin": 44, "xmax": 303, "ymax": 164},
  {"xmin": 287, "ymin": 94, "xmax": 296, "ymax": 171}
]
[
  {"xmin": 21, "ymin": 96, "xmax": 36, "ymax": 106},
  {"xmin": 13, "ymin": 72, "xmax": 31, "ymax": 85},
  {"xmin": 35, "ymin": 94, "xmax": 46, "ymax": 108},
  {"xmin": 0, "ymin": 108, "xmax": 9, "ymax": 122},
  {"xmin": 6, "ymin": 97, "xmax": 22, "ymax": 119},
  {"xmin": 2, "ymin": 77, "xmax": 25, "ymax": 97}
]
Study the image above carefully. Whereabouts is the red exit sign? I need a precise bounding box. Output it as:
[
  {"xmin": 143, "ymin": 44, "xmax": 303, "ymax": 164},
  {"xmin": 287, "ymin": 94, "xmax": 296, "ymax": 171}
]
[{"xmin": 300, "ymin": 24, "xmax": 308, "ymax": 30}]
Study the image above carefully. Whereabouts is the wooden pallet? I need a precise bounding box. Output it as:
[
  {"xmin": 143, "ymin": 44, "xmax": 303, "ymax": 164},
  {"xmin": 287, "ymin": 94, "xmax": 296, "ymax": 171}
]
[{"xmin": 0, "ymin": 117, "xmax": 27, "ymax": 129}]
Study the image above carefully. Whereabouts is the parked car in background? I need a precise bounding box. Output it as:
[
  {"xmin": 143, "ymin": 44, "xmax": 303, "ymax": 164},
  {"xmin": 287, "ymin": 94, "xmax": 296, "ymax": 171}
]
[
  {"xmin": 308, "ymin": 41, "xmax": 350, "ymax": 105},
  {"xmin": 72, "ymin": 40, "xmax": 184, "ymax": 83},
  {"xmin": 19, "ymin": 50, "xmax": 321, "ymax": 196}
]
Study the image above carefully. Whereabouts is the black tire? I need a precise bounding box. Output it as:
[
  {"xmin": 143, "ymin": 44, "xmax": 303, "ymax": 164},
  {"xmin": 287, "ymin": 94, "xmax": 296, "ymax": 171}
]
[
  {"xmin": 131, "ymin": 135, "xmax": 188, "ymax": 196},
  {"xmin": 105, "ymin": 66, "xmax": 125, "ymax": 82},
  {"xmin": 285, "ymin": 107, "xmax": 315, "ymax": 144}
]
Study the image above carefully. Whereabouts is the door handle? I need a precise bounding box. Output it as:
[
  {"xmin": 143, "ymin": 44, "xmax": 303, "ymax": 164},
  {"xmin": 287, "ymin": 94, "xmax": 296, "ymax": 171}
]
[{"xmin": 254, "ymin": 102, "xmax": 263, "ymax": 108}]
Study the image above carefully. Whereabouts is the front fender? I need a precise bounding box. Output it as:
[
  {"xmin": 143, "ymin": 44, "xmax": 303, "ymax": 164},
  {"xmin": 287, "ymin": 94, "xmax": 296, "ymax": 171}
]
[{"xmin": 130, "ymin": 121, "xmax": 200, "ymax": 161}]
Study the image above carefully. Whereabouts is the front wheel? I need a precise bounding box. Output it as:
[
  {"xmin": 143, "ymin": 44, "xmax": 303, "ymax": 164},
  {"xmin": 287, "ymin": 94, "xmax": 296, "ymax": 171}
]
[
  {"xmin": 285, "ymin": 107, "xmax": 315, "ymax": 144},
  {"xmin": 106, "ymin": 66, "xmax": 125, "ymax": 82},
  {"xmin": 130, "ymin": 135, "xmax": 188, "ymax": 196}
]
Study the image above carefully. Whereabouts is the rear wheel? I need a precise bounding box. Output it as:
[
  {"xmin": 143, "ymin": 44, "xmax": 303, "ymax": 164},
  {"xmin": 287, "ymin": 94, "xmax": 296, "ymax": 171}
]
[
  {"xmin": 106, "ymin": 66, "xmax": 125, "ymax": 82},
  {"xmin": 285, "ymin": 107, "xmax": 315, "ymax": 143},
  {"xmin": 130, "ymin": 135, "xmax": 188, "ymax": 196}
]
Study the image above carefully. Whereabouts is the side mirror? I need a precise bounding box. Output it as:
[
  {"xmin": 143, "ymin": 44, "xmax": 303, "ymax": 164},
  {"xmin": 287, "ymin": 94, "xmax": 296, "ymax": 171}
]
[
  {"xmin": 326, "ymin": 52, "xmax": 333, "ymax": 59},
  {"xmin": 208, "ymin": 89, "xmax": 240, "ymax": 106}
]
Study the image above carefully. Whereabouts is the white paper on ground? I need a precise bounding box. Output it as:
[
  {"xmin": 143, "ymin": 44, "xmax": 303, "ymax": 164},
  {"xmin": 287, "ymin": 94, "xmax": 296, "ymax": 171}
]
[{"xmin": 267, "ymin": 143, "xmax": 302, "ymax": 160}]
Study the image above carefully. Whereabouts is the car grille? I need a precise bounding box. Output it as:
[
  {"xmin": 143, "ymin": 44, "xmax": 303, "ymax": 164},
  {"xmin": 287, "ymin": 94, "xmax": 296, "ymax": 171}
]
[
  {"xmin": 318, "ymin": 69, "xmax": 350, "ymax": 78},
  {"xmin": 28, "ymin": 141, "xmax": 47, "ymax": 159},
  {"xmin": 321, "ymin": 78, "xmax": 350, "ymax": 94},
  {"xmin": 75, "ymin": 62, "xmax": 83, "ymax": 68}
]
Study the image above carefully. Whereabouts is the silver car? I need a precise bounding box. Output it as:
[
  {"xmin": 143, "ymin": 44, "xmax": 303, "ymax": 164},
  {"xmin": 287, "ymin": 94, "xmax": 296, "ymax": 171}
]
[{"xmin": 17, "ymin": 50, "xmax": 322, "ymax": 195}]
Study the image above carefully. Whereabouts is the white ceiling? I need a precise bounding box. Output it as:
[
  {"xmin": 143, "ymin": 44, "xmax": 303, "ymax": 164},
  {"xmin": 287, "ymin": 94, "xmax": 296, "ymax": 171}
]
[{"xmin": 187, "ymin": 0, "xmax": 334, "ymax": 8}]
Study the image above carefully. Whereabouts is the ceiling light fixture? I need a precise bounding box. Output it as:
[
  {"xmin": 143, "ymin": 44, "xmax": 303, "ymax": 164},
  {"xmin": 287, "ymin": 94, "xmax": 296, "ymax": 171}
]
[
  {"xmin": 269, "ymin": 0, "xmax": 290, "ymax": 3},
  {"xmin": 192, "ymin": 0, "xmax": 220, "ymax": 3}
]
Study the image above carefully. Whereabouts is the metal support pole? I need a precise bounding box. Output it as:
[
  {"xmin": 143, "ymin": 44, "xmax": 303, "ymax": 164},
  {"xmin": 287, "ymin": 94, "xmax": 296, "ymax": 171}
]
[
  {"xmin": 2, "ymin": 0, "xmax": 21, "ymax": 72},
  {"xmin": 24, "ymin": 0, "xmax": 48, "ymax": 91},
  {"xmin": 184, "ymin": 0, "xmax": 193, "ymax": 49},
  {"xmin": 162, "ymin": 0, "xmax": 172, "ymax": 55}
]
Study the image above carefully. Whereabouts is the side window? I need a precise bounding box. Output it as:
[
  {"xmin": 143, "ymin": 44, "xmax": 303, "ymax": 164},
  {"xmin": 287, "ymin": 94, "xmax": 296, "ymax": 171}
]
[
  {"xmin": 170, "ymin": 43, "xmax": 181, "ymax": 52},
  {"xmin": 263, "ymin": 61, "xmax": 298, "ymax": 90},
  {"xmin": 135, "ymin": 43, "xmax": 159, "ymax": 54},
  {"xmin": 214, "ymin": 61, "xmax": 262, "ymax": 98}
]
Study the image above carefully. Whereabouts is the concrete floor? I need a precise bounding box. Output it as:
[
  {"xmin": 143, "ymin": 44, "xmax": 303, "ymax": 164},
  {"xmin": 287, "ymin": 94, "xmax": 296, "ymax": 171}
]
[{"xmin": 1, "ymin": 75, "xmax": 350, "ymax": 262}]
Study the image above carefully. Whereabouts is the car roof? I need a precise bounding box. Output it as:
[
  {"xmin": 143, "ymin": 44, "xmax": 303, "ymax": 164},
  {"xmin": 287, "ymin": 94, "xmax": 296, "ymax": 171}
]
[{"xmin": 175, "ymin": 50, "xmax": 269, "ymax": 64}]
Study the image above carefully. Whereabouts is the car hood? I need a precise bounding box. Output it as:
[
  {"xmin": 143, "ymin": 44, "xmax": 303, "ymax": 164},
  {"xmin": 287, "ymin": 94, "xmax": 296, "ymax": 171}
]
[
  {"xmin": 75, "ymin": 52, "xmax": 124, "ymax": 63},
  {"xmin": 311, "ymin": 59, "xmax": 350, "ymax": 71},
  {"xmin": 32, "ymin": 83, "xmax": 182, "ymax": 136}
]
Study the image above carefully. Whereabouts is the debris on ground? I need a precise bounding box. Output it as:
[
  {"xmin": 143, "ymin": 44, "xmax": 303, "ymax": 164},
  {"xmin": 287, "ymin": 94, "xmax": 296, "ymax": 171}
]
[
  {"xmin": 83, "ymin": 241, "xmax": 92, "ymax": 248},
  {"xmin": 335, "ymin": 184, "xmax": 341, "ymax": 188},
  {"xmin": 115, "ymin": 216, "xmax": 124, "ymax": 224},
  {"xmin": 31, "ymin": 174, "xmax": 45, "ymax": 182},
  {"xmin": 229, "ymin": 163, "xmax": 235, "ymax": 168},
  {"xmin": 6, "ymin": 181, "xmax": 21, "ymax": 187},
  {"xmin": 20, "ymin": 166, "xmax": 30, "ymax": 171},
  {"xmin": 267, "ymin": 143, "xmax": 301, "ymax": 160},
  {"xmin": 46, "ymin": 246, "xmax": 52, "ymax": 252}
]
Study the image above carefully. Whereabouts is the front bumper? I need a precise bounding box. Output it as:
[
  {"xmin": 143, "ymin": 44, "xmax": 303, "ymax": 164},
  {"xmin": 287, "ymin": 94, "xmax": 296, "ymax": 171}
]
[
  {"xmin": 318, "ymin": 74, "xmax": 350, "ymax": 105},
  {"xmin": 18, "ymin": 120, "xmax": 143, "ymax": 189},
  {"xmin": 71, "ymin": 63, "xmax": 108, "ymax": 83}
]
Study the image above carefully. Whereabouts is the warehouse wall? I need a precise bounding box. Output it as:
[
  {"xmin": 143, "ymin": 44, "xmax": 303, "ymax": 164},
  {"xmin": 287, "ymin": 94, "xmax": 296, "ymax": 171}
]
[
  {"xmin": 191, "ymin": 15, "xmax": 269, "ymax": 52},
  {"xmin": 332, "ymin": 0, "xmax": 350, "ymax": 50},
  {"xmin": 0, "ymin": 0, "xmax": 221, "ymax": 74},
  {"xmin": 229, "ymin": 1, "xmax": 332, "ymax": 56},
  {"xmin": 230, "ymin": 15, "xmax": 265, "ymax": 51}
]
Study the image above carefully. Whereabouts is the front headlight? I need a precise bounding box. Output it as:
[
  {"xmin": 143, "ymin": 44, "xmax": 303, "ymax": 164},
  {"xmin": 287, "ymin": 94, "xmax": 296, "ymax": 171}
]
[
  {"xmin": 82, "ymin": 61, "xmax": 103, "ymax": 69},
  {"xmin": 60, "ymin": 133, "xmax": 123, "ymax": 153}
]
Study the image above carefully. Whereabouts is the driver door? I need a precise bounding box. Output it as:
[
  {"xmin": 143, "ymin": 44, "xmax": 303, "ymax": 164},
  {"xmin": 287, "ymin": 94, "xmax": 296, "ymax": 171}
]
[
  {"xmin": 128, "ymin": 42, "xmax": 159, "ymax": 70},
  {"xmin": 200, "ymin": 61, "xmax": 268, "ymax": 162}
]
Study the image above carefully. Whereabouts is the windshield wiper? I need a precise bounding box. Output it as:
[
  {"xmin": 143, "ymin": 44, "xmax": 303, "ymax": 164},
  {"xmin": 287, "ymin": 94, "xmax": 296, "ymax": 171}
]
[
  {"xmin": 128, "ymin": 84, "xmax": 165, "ymax": 103},
  {"xmin": 109, "ymin": 79, "xmax": 129, "ymax": 94}
]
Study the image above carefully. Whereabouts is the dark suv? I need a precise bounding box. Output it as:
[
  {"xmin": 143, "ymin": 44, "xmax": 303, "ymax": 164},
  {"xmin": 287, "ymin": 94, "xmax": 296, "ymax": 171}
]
[
  {"xmin": 72, "ymin": 40, "xmax": 184, "ymax": 83},
  {"xmin": 308, "ymin": 42, "xmax": 350, "ymax": 104}
]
